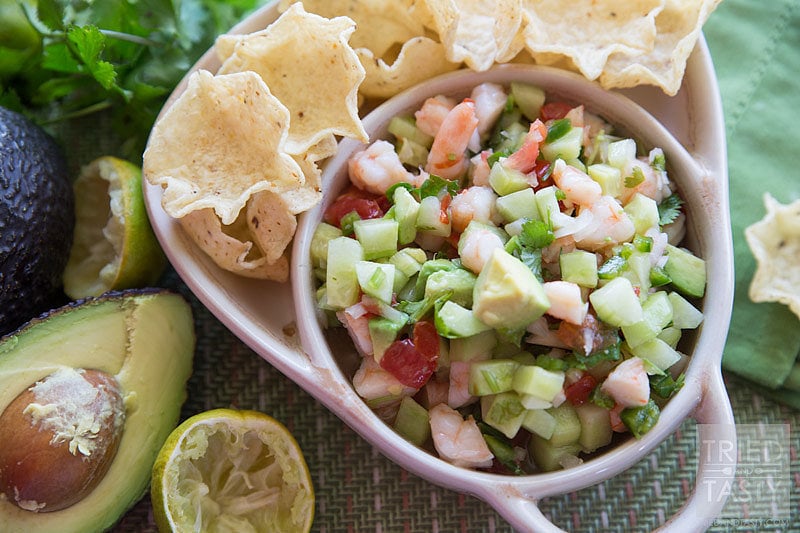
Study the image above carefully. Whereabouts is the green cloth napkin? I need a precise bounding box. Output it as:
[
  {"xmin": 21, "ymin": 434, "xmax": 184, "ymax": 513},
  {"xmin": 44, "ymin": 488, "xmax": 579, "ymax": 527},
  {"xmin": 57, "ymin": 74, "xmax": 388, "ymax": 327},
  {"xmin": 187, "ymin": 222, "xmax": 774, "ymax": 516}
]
[{"xmin": 705, "ymin": 0, "xmax": 800, "ymax": 407}]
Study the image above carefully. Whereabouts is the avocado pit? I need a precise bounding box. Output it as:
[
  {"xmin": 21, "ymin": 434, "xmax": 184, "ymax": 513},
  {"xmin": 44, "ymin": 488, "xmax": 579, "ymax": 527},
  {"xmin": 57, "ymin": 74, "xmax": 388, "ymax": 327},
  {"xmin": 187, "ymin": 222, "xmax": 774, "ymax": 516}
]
[{"xmin": 0, "ymin": 368, "xmax": 126, "ymax": 512}]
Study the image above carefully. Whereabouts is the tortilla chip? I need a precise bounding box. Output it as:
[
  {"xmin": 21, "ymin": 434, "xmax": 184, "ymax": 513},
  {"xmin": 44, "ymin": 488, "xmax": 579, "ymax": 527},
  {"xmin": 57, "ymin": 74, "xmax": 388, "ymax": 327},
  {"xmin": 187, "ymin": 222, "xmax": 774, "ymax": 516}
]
[
  {"xmin": 246, "ymin": 191, "xmax": 298, "ymax": 265},
  {"xmin": 278, "ymin": 0, "xmax": 426, "ymax": 59},
  {"xmin": 179, "ymin": 207, "xmax": 290, "ymax": 282},
  {"xmin": 599, "ymin": 0, "xmax": 723, "ymax": 95},
  {"xmin": 746, "ymin": 193, "xmax": 800, "ymax": 319},
  {"xmin": 217, "ymin": 2, "xmax": 367, "ymax": 155},
  {"xmin": 143, "ymin": 70, "xmax": 303, "ymax": 225},
  {"xmin": 521, "ymin": 0, "xmax": 663, "ymax": 81},
  {"xmin": 423, "ymin": 0, "xmax": 524, "ymax": 71},
  {"xmin": 358, "ymin": 36, "xmax": 459, "ymax": 99}
]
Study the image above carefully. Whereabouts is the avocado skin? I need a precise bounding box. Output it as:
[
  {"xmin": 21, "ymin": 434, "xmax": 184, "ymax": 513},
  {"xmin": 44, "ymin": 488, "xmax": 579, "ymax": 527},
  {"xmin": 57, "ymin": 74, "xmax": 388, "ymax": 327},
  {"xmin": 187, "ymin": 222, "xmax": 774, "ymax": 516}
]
[{"xmin": 0, "ymin": 106, "xmax": 74, "ymax": 334}]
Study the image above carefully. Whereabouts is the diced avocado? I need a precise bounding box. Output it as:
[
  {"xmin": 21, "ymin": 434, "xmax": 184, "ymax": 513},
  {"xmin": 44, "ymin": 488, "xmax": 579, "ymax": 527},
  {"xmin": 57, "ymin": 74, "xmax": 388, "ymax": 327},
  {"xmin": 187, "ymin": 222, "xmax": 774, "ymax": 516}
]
[
  {"xmin": 387, "ymin": 115, "xmax": 434, "ymax": 148},
  {"xmin": 575, "ymin": 403, "xmax": 613, "ymax": 453},
  {"xmin": 396, "ymin": 137, "xmax": 429, "ymax": 167},
  {"xmin": 326, "ymin": 237, "xmax": 364, "ymax": 309},
  {"xmin": 416, "ymin": 195, "xmax": 451, "ymax": 237},
  {"xmin": 621, "ymin": 291, "xmax": 673, "ymax": 349},
  {"xmin": 522, "ymin": 409, "xmax": 557, "ymax": 440},
  {"xmin": 353, "ymin": 218, "xmax": 399, "ymax": 260},
  {"xmin": 663, "ymin": 245, "xmax": 706, "ymax": 298},
  {"xmin": 559, "ymin": 250, "xmax": 599, "ymax": 288},
  {"xmin": 481, "ymin": 392, "xmax": 527, "ymax": 439},
  {"xmin": 541, "ymin": 127, "xmax": 583, "ymax": 162},
  {"xmin": 392, "ymin": 186, "xmax": 421, "ymax": 245},
  {"xmin": 435, "ymin": 300, "xmax": 492, "ymax": 338},
  {"xmin": 413, "ymin": 258, "xmax": 457, "ymax": 300},
  {"xmin": 587, "ymin": 163, "xmax": 622, "ymax": 197},
  {"xmin": 473, "ymin": 248, "xmax": 550, "ymax": 331},
  {"xmin": 449, "ymin": 330, "xmax": 496, "ymax": 362},
  {"xmin": 668, "ymin": 291, "xmax": 704, "ymax": 329},
  {"xmin": 393, "ymin": 396, "xmax": 431, "ymax": 446},
  {"xmin": 529, "ymin": 435, "xmax": 582, "ymax": 472},
  {"xmin": 607, "ymin": 138, "xmax": 636, "ymax": 169},
  {"xmin": 369, "ymin": 317, "xmax": 403, "ymax": 362},
  {"xmin": 496, "ymin": 188, "xmax": 540, "ymax": 223},
  {"xmin": 628, "ymin": 337, "xmax": 682, "ymax": 372},
  {"xmin": 624, "ymin": 193, "xmax": 660, "ymax": 234},
  {"xmin": 425, "ymin": 268, "xmax": 476, "ymax": 308},
  {"xmin": 469, "ymin": 359, "xmax": 520, "ymax": 396},
  {"xmin": 511, "ymin": 365, "xmax": 565, "ymax": 402},
  {"xmin": 310, "ymin": 222, "xmax": 342, "ymax": 269},
  {"xmin": 589, "ymin": 276, "xmax": 643, "ymax": 327},
  {"xmin": 355, "ymin": 261, "xmax": 395, "ymax": 304},
  {"xmin": 546, "ymin": 403, "xmax": 582, "ymax": 447},
  {"xmin": 489, "ymin": 161, "xmax": 529, "ymax": 196},
  {"xmin": 511, "ymin": 82, "xmax": 546, "ymax": 121}
]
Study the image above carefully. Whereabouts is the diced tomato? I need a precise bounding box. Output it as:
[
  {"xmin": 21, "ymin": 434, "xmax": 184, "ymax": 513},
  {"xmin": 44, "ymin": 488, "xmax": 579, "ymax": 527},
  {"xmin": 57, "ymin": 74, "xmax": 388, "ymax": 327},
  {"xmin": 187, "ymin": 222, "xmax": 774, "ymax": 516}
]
[
  {"xmin": 556, "ymin": 313, "xmax": 617, "ymax": 355},
  {"xmin": 324, "ymin": 187, "xmax": 385, "ymax": 227},
  {"xmin": 532, "ymin": 160, "xmax": 552, "ymax": 190},
  {"xmin": 564, "ymin": 373, "xmax": 597, "ymax": 406},
  {"xmin": 380, "ymin": 321, "xmax": 439, "ymax": 389},
  {"xmin": 540, "ymin": 102, "xmax": 573, "ymax": 122}
]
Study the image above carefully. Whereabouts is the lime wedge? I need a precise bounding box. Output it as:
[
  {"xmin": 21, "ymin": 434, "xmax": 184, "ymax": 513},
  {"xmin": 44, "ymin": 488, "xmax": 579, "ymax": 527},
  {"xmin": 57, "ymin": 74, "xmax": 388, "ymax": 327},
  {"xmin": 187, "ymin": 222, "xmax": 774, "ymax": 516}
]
[
  {"xmin": 63, "ymin": 156, "xmax": 166, "ymax": 299},
  {"xmin": 151, "ymin": 408, "xmax": 314, "ymax": 533}
]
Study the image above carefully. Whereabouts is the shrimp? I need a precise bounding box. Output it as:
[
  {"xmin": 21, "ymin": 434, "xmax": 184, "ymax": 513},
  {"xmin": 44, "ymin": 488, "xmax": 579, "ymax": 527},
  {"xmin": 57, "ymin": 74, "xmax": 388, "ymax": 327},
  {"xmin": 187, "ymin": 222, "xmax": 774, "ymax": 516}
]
[
  {"xmin": 337, "ymin": 302, "xmax": 374, "ymax": 357},
  {"xmin": 414, "ymin": 95, "xmax": 456, "ymax": 138},
  {"xmin": 458, "ymin": 226, "xmax": 504, "ymax": 274},
  {"xmin": 429, "ymin": 403, "xmax": 494, "ymax": 469},
  {"xmin": 470, "ymin": 82, "xmax": 507, "ymax": 138},
  {"xmin": 601, "ymin": 357, "xmax": 650, "ymax": 408},
  {"xmin": 348, "ymin": 140, "xmax": 420, "ymax": 195},
  {"xmin": 552, "ymin": 159, "xmax": 602, "ymax": 207},
  {"xmin": 449, "ymin": 185, "xmax": 501, "ymax": 234},
  {"xmin": 469, "ymin": 151, "xmax": 492, "ymax": 187},
  {"xmin": 543, "ymin": 281, "xmax": 588, "ymax": 325},
  {"xmin": 353, "ymin": 356, "xmax": 416, "ymax": 406},
  {"xmin": 619, "ymin": 149, "xmax": 672, "ymax": 205},
  {"xmin": 447, "ymin": 361, "xmax": 477, "ymax": 409},
  {"xmin": 573, "ymin": 196, "xmax": 635, "ymax": 252},
  {"xmin": 426, "ymin": 100, "xmax": 479, "ymax": 181},
  {"xmin": 504, "ymin": 119, "xmax": 547, "ymax": 174}
]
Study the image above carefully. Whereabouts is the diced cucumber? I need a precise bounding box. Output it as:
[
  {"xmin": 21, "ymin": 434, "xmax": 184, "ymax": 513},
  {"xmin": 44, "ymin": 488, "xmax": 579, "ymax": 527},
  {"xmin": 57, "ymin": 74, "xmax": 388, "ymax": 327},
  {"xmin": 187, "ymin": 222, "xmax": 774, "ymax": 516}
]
[
  {"xmin": 529, "ymin": 434, "xmax": 582, "ymax": 472},
  {"xmin": 310, "ymin": 222, "xmax": 343, "ymax": 269},
  {"xmin": 481, "ymin": 392, "xmax": 527, "ymax": 439},
  {"xmin": 628, "ymin": 337, "xmax": 682, "ymax": 372},
  {"xmin": 416, "ymin": 195, "xmax": 451, "ymax": 237},
  {"xmin": 559, "ymin": 250, "xmax": 598, "ymax": 288},
  {"xmin": 623, "ymin": 250, "xmax": 652, "ymax": 300},
  {"xmin": 621, "ymin": 291, "xmax": 673, "ymax": 348},
  {"xmin": 435, "ymin": 300, "xmax": 492, "ymax": 338},
  {"xmin": 587, "ymin": 163, "xmax": 622, "ymax": 198},
  {"xmin": 608, "ymin": 138, "xmax": 636, "ymax": 169},
  {"xmin": 449, "ymin": 330, "xmax": 496, "ymax": 362},
  {"xmin": 546, "ymin": 403, "xmax": 582, "ymax": 447},
  {"xmin": 353, "ymin": 218, "xmax": 399, "ymax": 260},
  {"xmin": 520, "ymin": 393, "xmax": 552, "ymax": 410},
  {"xmin": 489, "ymin": 161, "xmax": 529, "ymax": 196},
  {"xmin": 369, "ymin": 316, "xmax": 403, "ymax": 361},
  {"xmin": 496, "ymin": 187, "xmax": 540, "ymax": 223},
  {"xmin": 355, "ymin": 261, "xmax": 395, "ymax": 304},
  {"xmin": 534, "ymin": 185, "xmax": 560, "ymax": 223},
  {"xmin": 512, "ymin": 365, "xmax": 565, "ymax": 402},
  {"xmin": 469, "ymin": 359, "xmax": 520, "ymax": 396},
  {"xmin": 492, "ymin": 121, "xmax": 528, "ymax": 153},
  {"xmin": 393, "ymin": 396, "xmax": 431, "ymax": 446},
  {"xmin": 668, "ymin": 291, "xmax": 704, "ymax": 329},
  {"xmin": 589, "ymin": 276, "xmax": 643, "ymax": 327},
  {"xmin": 511, "ymin": 351, "xmax": 537, "ymax": 365},
  {"xmin": 511, "ymin": 82, "xmax": 546, "ymax": 121},
  {"xmin": 541, "ymin": 127, "xmax": 584, "ymax": 162},
  {"xmin": 396, "ymin": 137, "xmax": 429, "ymax": 167},
  {"xmin": 392, "ymin": 186, "xmax": 421, "ymax": 245},
  {"xmin": 387, "ymin": 115, "xmax": 434, "ymax": 148},
  {"xmin": 663, "ymin": 244, "xmax": 706, "ymax": 298},
  {"xmin": 326, "ymin": 237, "xmax": 364, "ymax": 309},
  {"xmin": 624, "ymin": 193, "xmax": 660, "ymax": 234},
  {"xmin": 658, "ymin": 326, "xmax": 682, "ymax": 348},
  {"xmin": 425, "ymin": 268, "xmax": 476, "ymax": 308},
  {"xmin": 575, "ymin": 403, "xmax": 612, "ymax": 453},
  {"xmin": 522, "ymin": 409, "xmax": 556, "ymax": 440}
]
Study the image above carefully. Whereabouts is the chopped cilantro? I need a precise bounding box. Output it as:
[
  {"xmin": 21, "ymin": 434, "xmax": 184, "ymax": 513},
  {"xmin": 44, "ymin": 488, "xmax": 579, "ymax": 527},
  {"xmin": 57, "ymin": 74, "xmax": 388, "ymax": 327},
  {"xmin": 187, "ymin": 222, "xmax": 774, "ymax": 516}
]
[
  {"xmin": 651, "ymin": 151, "xmax": 667, "ymax": 172},
  {"xmin": 624, "ymin": 166, "xmax": 646, "ymax": 188},
  {"xmin": 519, "ymin": 219, "xmax": 555, "ymax": 249},
  {"xmin": 418, "ymin": 174, "xmax": 459, "ymax": 199},
  {"xmin": 650, "ymin": 372, "xmax": 685, "ymax": 399},
  {"xmin": 657, "ymin": 194, "xmax": 684, "ymax": 226}
]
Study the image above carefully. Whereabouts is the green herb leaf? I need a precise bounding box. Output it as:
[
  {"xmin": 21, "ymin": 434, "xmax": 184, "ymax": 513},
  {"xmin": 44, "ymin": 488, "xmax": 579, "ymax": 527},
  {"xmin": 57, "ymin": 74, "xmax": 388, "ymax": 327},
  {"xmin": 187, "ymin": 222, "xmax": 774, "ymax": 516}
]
[
  {"xmin": 519, "ymin": 219, "xmax": 554, "ymax": 249},
  {"xmin": 651, "ymin": 151, "xmax": 666, "ymax": 172},
  {"xmin": 624, "ymin": 166, "xmax": 646, "ymax": 188},
  {"xmin": 657, "ymin": 194, "xmax": 684, "ymax": 226},
  {"xmin": 418, "ymin": 174, "xmax": 459, "ymax": 199},
  {"xmin": 589, "ymin": 386, "xmax": 615, "ymax": 409},
  {"xmin": 650, "ymin": 372, "xmax": 685, "ymax": 399}
]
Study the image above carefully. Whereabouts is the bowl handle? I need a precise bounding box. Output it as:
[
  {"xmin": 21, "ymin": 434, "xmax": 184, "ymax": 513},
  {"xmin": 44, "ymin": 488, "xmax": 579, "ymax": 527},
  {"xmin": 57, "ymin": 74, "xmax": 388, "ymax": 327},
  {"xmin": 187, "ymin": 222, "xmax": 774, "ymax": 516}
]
[{"xmin": 487, "ymin": 369, "xmax": 736, "ymax": 532}]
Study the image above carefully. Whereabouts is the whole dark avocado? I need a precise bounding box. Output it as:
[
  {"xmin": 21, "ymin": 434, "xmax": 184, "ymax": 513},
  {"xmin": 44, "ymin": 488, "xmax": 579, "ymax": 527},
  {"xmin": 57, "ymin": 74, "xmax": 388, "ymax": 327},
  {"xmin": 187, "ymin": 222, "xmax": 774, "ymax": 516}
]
[{"xmin": 0, "ymin": 106, "xmax": 74, "ymax": 334}]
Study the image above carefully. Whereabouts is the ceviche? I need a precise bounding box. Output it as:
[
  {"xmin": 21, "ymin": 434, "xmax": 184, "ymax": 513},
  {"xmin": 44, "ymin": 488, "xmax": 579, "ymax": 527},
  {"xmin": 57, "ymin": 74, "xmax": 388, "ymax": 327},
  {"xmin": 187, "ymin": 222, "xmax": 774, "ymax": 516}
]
[{"xmin": 310, "ymin": 80, "xmax": 706, "ymax": 474}]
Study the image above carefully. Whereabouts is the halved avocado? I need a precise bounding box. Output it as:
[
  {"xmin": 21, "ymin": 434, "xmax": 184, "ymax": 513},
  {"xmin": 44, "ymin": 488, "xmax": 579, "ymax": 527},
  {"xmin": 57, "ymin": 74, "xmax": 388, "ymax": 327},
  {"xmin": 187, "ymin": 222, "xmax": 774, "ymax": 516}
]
[{"xmin": 0, "ymin": 289, "xmax": 195, "ymax": 533}]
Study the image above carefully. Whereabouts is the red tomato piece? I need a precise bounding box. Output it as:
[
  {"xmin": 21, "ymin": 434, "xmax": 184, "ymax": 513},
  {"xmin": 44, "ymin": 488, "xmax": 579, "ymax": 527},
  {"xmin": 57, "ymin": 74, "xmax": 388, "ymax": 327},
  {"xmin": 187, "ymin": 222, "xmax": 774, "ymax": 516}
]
[
  {"xmin": 413, "ymin": 320, "xmax": 440, "ymax": 361},
  {"xmin": 380, "ymin": 338, "xmax": 438, "ymax": 389},
  {"xmin": 324, "ymin": 188, "xmax": 385, "ymax": 227},
  {"xmin": 564, "ymin": 374, "xmax": 597, "ymax": 406},
  {"xmin": 540, "ymin": 102, "xmax": 573, "ymax": 122}
]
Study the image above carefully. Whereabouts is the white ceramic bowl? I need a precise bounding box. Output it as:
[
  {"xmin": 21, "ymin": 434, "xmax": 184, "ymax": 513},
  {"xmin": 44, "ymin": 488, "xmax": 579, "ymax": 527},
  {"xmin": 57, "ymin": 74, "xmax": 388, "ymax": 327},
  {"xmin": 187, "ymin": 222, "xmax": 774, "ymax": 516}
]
[{"xmin": 291, "ymin": 64, "xmax": 736, "ymax": 532}]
